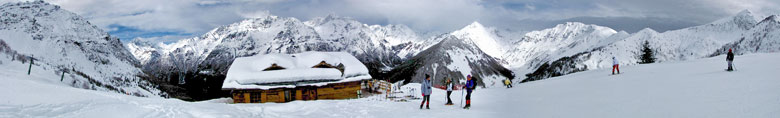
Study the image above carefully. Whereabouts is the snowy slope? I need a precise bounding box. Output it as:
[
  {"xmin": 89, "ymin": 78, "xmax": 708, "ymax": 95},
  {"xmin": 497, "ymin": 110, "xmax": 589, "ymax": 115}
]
[
  {"xmin": 0, "ymin": 1, "xmax": 161, "ymax": 97},
  {"xmin": 2, "ymin": 50, "xmax": 778, "ymax": 117},
  {"xmin": 520, "ymin": 10, "xmax": 768, "ymax": 82},
  {"xmin": 506, "ymin": 52, "xmax": 780, "ymax": 118},
  {"xmin": 626, "ymin": 10, "xmax": 757, "ymax": 62},
  {"xmin": 503, "ymin": 22, "xmax": 619, "ymax": 70},
  {"xmin": 608, "ymin": 10, "xmax": 756, "ymax": 63}
]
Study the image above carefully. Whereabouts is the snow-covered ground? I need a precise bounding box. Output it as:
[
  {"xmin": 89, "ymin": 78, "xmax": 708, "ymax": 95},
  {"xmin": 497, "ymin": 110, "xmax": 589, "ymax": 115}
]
[{"xmin": 1, "ymin": 52, "xmax": 779, "ymax": 118}]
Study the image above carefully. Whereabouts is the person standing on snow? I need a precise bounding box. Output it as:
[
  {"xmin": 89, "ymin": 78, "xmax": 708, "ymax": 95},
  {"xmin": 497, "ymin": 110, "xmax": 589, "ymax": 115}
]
[
  {"xmin": 420, "ymin": 74, "xmax": 432, "ymax": 109},
  {"xmin": 463, "ymin": 75, "xmax": 477, "ymax": 109},
  {"xmin": 504, "ymin": 79, "xmax": 512, "ymax": 88},
  {"xmin": 612, "ymin": 56, "xmax": 620, "ymax": 75},
  {"xmin": 726, "ymin": 49, "xmax": 735, "ymax": 71},
  {"xmin": 445, "ymin": 77, "xmax": 454, "ymax": 105}
]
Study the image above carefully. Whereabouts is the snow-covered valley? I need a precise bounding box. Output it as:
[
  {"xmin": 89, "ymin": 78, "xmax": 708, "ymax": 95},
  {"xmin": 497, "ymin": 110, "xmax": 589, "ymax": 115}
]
[{"xmin": 2, "ymin": 50, "xmax": 778, "ymax": 117}]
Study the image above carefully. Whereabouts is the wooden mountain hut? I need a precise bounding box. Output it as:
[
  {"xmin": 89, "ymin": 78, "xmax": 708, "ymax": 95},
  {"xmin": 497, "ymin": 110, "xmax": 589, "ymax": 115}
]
[{"xmin": 222, "ymin": 51, "xmax": 372, "ymax": 103}]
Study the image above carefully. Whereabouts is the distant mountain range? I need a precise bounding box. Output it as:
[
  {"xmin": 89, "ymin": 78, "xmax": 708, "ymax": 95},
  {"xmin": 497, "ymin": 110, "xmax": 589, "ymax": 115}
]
[{"xmin": 128, "ymin": 8, "xmax": 780, "ymax": 89}]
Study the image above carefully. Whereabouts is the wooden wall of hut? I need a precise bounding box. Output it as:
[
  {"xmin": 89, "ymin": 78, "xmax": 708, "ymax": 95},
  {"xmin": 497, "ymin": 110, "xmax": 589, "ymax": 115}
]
[{"xmin": 230, "ymin": 81, "xmax": 364, "ymax": 103}]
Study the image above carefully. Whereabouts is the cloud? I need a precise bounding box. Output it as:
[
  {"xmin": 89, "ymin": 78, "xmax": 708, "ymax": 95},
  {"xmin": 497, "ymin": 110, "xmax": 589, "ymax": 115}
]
[
  {"xmin": 3, "ymin": 0, "xmax": 778, "ymax": 42},
  {"xmin": 46, "ymin": 0, "xmax": 247, "ymax": 33}
]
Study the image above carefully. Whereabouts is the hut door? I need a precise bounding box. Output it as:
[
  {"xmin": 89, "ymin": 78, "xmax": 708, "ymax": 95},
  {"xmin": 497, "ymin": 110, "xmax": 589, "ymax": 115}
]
[
  {"xmin": 284, "ymin": 90, "xmax": 292, "ymax": 102},
  {"xmin": 244, "ymin": 93, "xmax": 251, "ymax": 103}
]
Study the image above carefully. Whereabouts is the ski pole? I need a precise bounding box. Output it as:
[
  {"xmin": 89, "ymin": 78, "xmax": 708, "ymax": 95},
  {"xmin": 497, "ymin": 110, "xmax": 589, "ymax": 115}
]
[{"xmin": 460, "ymin": 88, "xmax": 464, "ymax": 107}]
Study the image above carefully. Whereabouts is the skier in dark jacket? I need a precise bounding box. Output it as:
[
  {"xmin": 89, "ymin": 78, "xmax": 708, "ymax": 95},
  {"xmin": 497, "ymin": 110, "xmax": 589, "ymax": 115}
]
[
  {"xmin": 420, "ymin": 74, "xmax": 432, "ymax": 109},
  {"xmin": 463, "ymin": 75, "xmax": 476, "ymax": 109},
  {"xmin": 727, "ymin": 49, "xmax": 735, "ymax": 71}
]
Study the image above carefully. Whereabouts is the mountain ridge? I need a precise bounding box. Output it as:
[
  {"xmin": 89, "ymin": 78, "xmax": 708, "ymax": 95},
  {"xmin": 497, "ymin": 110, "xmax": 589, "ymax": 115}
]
[{"xmin": 0, "ymin": 1, "xmax": 162, "ymax": 97}]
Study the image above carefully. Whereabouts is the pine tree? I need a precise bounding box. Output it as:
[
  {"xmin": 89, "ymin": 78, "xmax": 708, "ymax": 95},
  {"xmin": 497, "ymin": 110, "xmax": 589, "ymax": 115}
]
[{"xmin": 639, "ymin": 40, "xmax": 656, "ymax": 64}]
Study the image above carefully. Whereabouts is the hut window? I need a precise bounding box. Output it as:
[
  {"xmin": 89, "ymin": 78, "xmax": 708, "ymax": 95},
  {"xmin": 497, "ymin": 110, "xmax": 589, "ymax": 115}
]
[
  {"xmin": 250, "ymin": 92, "xmax": 262, "ymax": 103},
  {"xmin": 335, "ymin": 63, "xmax": 345, "ymax": 74},
  {"xmin": 312, "ymin": 61, "xmax": 336, "ymax": 68},
  {"xmin": 263, "ymin": 63, "xmax": 286, "ymax": 71}
]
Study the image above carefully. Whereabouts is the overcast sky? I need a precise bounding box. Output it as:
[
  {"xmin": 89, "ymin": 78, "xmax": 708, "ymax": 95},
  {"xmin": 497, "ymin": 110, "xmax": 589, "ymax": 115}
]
[{"xmin": 3, "ymin": 0, "xmax": 779, "ymax": 43}]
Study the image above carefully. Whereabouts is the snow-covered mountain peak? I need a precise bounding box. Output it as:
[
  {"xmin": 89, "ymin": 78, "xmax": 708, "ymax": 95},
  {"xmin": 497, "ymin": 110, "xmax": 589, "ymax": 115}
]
[
  {"xmin": 0, "ymin": 0, "xmax": 109, "ymax": 39},
  {"xmin": 500, "ymin": 22, "xmax": 619, "ymax": 71},
  {"xmin": 221, "ymin": 15, "xmax": 297, "ymax": 32},
  {"xmin": 128, "ymin": 39, "xmax": 159, "ymax": 48},
  {"xmin": 304, "ymin": 13, "xmax": 360, "ymax": 26},
  {"xmin": 615, "ymin": 30, "xmax": 630, "ymax": 35},
  {"xmin": 452, "ymin": 22, "xmax": 489, "ymax": 36},
  {"xmin": 710, "ymin": 9, "xmax": 757, "ymax": 30},
  {"xmin": 369, "ymin": 24, "xmax": 420, "ymax": 45},
  {"xmin": 462, "ymin": 21, "xmax": 487, "ymax": 31},
  {"xmin": 126, "ymin": 40, "xmax": 161, "ymax": 65},
  {"xmin": 636, "ymin": 28, "xmax": 659, "ymax": 34},
  {"xmin": 546, "ymin": 22, "xmax": 606, "ymax": 31},
  {"xmin": 451, "ymin": 21, "xmax": 508, "ymax": 58},
  {"xmin": 758, "ymin": 15, "xmax": 778, "ymax": 24},
  {"xmin": 2, "ymin": 0, "xmax": 48, "ymax": 7},
  {"xmin": 386, "ymin": 34, "xmax": 514, "ymax": 87},
  {"xmin": 559, "ymin": 22, "xmax": 587, "ymax": 27},
  {"xmin": 558, "ymin": 22, "xmax": 616, "ymax": 33},
  {"xmin": 524, "ymin": 22, "xmax": 617, "ymax": 42}
]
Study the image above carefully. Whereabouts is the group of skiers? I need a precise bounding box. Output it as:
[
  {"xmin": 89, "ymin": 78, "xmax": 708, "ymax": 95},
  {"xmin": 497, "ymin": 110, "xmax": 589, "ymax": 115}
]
[{"xmin": 419, "ymin": 74, "xmax": 477, "ymax": 109}]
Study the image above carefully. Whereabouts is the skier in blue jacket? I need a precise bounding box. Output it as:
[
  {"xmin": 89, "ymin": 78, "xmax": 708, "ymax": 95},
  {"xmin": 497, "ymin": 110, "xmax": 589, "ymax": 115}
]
[
  {"xmin": 420, "ymin": 74, "xmax": 432, "ymax": 109},
  {"xmin": 463, "ymin": 75, "xmax": 476, "ymax": 109}
]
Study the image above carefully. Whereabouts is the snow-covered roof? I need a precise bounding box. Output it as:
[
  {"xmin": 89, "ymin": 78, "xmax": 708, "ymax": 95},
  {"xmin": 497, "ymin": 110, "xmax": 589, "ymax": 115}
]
[{"xmin": 222, "ymin": 51, "xmax": 371, "ymax": 90}]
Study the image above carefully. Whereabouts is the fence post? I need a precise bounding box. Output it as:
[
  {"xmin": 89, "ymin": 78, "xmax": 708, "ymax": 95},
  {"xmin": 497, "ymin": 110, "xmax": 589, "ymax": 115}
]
[
  {"xmin": 60, "ymin": 70, "xmax": 65, "ymax": 81},
  {"xmin": 27, "ymin": 56, "xmax": 33, "ymax": 75}
]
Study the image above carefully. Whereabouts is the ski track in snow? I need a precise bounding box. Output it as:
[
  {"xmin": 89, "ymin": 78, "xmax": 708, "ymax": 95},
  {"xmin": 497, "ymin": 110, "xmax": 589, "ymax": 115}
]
[{"xmin": 1, "ymin": 53, "xmax": 780, "ymax": 118}]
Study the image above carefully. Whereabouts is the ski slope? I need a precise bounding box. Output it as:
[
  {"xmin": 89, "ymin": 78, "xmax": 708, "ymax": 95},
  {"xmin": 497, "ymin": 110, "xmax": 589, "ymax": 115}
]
[{"xmin": 1, "ymin": 53, "xmax": 779, "ymax": 118}]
